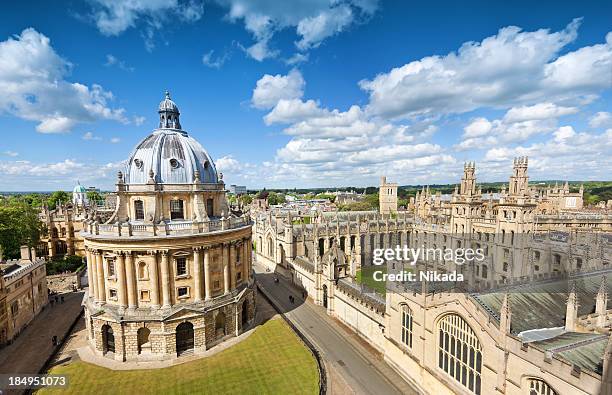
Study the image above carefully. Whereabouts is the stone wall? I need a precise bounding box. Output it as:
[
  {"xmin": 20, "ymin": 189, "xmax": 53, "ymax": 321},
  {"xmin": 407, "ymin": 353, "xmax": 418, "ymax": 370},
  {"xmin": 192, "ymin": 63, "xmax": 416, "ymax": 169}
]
[
  {"xmin": 47, "ymin": 268, "xmax": 85, "ymax": 293},
  {"xmin": 332, "ymin": 285, "xmax": 386, "ymax": 351}
]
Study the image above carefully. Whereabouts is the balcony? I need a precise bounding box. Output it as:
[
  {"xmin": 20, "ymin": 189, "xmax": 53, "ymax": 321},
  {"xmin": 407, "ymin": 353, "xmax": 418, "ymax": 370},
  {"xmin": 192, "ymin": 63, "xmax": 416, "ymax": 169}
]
[{"xmin": 82, "ymin": 215, "xmax": 251, "ymax": 239}]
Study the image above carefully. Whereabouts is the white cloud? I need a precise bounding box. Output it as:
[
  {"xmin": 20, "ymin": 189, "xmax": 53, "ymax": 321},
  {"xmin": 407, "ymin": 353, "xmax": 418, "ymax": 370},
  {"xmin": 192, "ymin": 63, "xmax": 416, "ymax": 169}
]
[
  {"xmin": 104, "ymin": 54, "xmax": 134, "ymax": 71},
  {"xmin": 0, "ymin": 29, "xmax": 128, "ymax": 133},
  {"xmin": 456, "ymin": 102, "xmax": 575, "ymax": 150},
  {"xmin": 110, "ymin": 137, "xmax": 121, "ymax": 143},
  {"xmin": 295, "ymin": 4, "xmax": 353, "ymax": 50},
  {"xmin": 360, "ymin": 19, "xmax": 612, "ymax": 119},
  {"xmin": 463, "ymin": 118, "xmax": 492, "ymax": 138},
  {"xmin": 202, "ymin": 49, "xmax": 231, "ymax": 69},
  {"xmin": 0, "ymin": 158, "xmax": 125, "ymax": 190},
  {"xmin": 481, "ymin": 128, "xmax": 612, "ymax": 181},
  {"xmin": 285, "ymin": 52, "xmax": 309, "ymax": 65},
  {"xmin": 251, "ymin": 69, "xmax": 305, "ymax": 109},
  {"xmin": 222, "ymin": 0, "xmax": 378, "ymax": 61},
  {"xmin": 133, "ymin": 116, "xmax": 146, "ymax": 126},
  {"xmin": 87, "ymin": 0, "xmax": 203, "ymax": 49},
  {"xmin": 589, "ymin": 111, "xmax": 612, "ymax": 128},
  {"xmin": 216, "ymin": 155, "xmax": 243, "ymax": 173},
  {"xmin": 82, "ymin": 132, "xmax": 102, "ymax": 141},
  {"xmin": 264, "ymin": 99, "xmax": 324, "ymax": 124},
  {"xmin": 553, "ymin": 125, "xmax": 576, "ymax": 142},
  {"xmin": 2, "ymin": 151, "xmax": 18, "ymax": 157},
  {"xmin": 503, "ymin": 102, "xmax": 578, "ymax": 123}
]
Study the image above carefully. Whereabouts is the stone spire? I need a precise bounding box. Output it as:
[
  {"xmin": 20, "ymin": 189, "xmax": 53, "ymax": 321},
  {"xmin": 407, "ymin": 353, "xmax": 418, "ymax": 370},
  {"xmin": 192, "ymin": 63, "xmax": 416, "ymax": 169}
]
[
  {"xmin": 596, "ymin": 276, "xmax": 608, "ymax": 328},
  {"xmin": 499, "ymin": 293, "xmax": 512, "ymax": 335},
  {"xmin": 565, "ymin": 282, "xmax": 579, "ymax": 331}
]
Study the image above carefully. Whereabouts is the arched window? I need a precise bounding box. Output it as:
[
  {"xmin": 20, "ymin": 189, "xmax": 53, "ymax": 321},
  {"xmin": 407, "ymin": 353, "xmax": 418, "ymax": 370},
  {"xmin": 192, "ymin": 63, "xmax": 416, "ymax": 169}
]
[
  {"xmin": 134, "ymin": 200, "xmax": 145, "ymax": 220},
  {"xmin": 401, "ymin": 304, "xmax": 413, "ymax": 348},
  {"xmin": 438, "ymin": 314, "xmax": 482, "ymax": 394},
  {"xmin": 528, "ymin": 378, "xmax": 557, "ymax": 395},
  {"xmin": 170, "ymin": 199, "xmax": 184, "ymax": 220},
  {"xmin": 138, "ymin": 261, "xmax": 148, "ymax": 279}
]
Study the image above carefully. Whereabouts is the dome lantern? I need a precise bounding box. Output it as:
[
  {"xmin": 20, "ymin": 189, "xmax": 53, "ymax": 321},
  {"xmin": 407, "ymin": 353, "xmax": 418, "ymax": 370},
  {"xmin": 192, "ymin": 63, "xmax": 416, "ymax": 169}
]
[{"xmin": 158, "ymin": 90, "xmax": 181, "ymax": 129}]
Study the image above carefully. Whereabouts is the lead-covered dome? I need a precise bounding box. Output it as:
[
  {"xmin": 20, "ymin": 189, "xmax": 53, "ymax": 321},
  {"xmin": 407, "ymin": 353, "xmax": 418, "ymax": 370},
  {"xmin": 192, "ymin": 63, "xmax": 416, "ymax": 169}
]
[{"xmin": 125, "ymin": 92, "xmax": 219, "ymax": 185}]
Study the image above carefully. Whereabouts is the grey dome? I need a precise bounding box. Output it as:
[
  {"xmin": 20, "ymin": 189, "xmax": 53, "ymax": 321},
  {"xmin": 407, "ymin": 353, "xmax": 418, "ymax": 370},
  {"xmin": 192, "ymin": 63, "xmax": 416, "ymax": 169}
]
[
  {"xmin": 126, "ymin": 130, "xmax": 218, "ymax": 184},
  {"xmin": 125, "ymin": 92, "xmax": 218, "ymax": 185}
]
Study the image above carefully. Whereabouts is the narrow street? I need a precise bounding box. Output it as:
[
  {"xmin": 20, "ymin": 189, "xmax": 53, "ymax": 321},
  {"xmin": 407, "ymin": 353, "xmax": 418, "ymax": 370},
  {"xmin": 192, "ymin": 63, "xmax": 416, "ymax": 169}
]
[{"xmin": 254, "ymin": 262, "xmax": 420, "ymax": 395}]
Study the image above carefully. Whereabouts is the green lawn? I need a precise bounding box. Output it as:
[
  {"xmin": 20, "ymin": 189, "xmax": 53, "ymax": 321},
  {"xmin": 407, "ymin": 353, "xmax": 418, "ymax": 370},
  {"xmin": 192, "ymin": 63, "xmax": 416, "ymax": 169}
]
[
  {"xmin": 39, "ymin": 318, "xmax": 319, "ymax": 395},
  {"xmin": 356, "ymin": 265, "xmax": 387, "ymax": 295}
]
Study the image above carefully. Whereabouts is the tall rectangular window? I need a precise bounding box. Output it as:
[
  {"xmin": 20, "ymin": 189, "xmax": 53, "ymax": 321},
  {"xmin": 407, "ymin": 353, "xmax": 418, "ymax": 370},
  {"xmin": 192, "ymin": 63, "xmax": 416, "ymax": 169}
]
[
  {"xmin": 206, "ymin": 198, "xmax": 214, "ymax": 217},
  {"xmin": 170, "ymin": 199, "xmax": 184, "ymax": 220},
  {"xmin": 176, "ymin": 257, "xmax": 187, "ymax": 276},
  {"xmin": 134, "ymin": 200, "xmax": 145, "ymax": 220}
]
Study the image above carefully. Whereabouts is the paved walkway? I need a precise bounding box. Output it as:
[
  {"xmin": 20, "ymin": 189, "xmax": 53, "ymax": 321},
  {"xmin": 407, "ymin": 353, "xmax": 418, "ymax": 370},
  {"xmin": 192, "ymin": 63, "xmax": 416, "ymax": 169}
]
[
  {"xmin": 254, "ymin": 261, "xmax": 420, "ymax": 395},
  {"xmin": 0, "ymin": 291, "xmax": 84, "ymax": 375}
]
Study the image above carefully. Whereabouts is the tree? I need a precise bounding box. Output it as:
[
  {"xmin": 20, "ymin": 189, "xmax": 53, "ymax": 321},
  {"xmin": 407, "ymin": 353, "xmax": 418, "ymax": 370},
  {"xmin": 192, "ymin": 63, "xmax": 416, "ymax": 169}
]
[
  {"xmin": 47, "ymin": 190, "xmax": 71, "ymax": 210},
  {"xmin": 267, "ymin": 192, "xmax": 286, "ymax": 205},
  {"xmin": 0, "ymin": 200, "xmax": 42, "ymax": 259},
  {"xmin": 239, "ymin": 194, "xmax": 253, "ymax": 205},
  {"xmin": 86, "ymin": 191, "xmax": 103, "ymax": 204}
]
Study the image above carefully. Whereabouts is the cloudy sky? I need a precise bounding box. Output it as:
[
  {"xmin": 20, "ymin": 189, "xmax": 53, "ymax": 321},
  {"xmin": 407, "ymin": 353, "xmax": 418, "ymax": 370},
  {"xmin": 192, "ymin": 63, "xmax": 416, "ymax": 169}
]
[{"xmin": 0, "ymin": 1, "xmax": 610, "ymax": 191}]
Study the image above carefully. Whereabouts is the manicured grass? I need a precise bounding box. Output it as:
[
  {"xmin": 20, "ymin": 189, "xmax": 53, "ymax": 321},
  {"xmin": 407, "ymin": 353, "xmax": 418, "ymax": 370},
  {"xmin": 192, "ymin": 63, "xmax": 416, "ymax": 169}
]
[
  {"xmin": 356, "ymin": 265, "xmax": 387, "ymax": 295},
  {"xmin": 39, "ymin": 318, "xmax": 318, "ymax": 395}
]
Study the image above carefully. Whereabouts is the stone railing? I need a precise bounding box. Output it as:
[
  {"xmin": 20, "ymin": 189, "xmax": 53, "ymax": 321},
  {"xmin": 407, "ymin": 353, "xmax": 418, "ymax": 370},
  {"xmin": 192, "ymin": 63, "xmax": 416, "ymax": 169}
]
[{"xmin": 84, "ymin": 215, "xmax": 251, "ymax": 238}]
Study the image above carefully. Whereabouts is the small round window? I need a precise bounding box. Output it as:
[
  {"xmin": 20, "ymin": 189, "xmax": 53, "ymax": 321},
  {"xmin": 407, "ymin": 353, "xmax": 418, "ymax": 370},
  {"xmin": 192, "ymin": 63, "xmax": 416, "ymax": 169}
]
[
  {"xmin": 169, "ymin": 158, "xmax": 179, "ymax": 169},
  {"xmin": 134, "ymin": 159, "xmax": 143, "ymax": 169},
  {"xmin": 203, "ymin": 161, "xmax": 209, "ymax": 169}
]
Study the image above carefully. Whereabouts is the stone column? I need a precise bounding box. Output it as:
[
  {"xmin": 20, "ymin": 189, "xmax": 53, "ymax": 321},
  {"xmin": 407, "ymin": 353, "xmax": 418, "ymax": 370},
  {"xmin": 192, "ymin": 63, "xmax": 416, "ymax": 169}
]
[
  {"xmin": 193, "ymin": 247, "xmax": 202, "ymax": 302},
  {"xmin": 243, "ymin": 239, "xmax": 249, "ymax": 281},
  {"xmin": 248, "ymin": 237, "xmax": 253, "ymax": 278},
  {"xmin": 95, "ymin": 251, "xmax": 106, "ymax": 303},
  {"xmin": 203, "ymin": 247, "xmax": 211, "ymax": 300},
  {"xmin": 116, "ymin": 252, "xmax": 128, "ymax": 308},
  {"xmin": 86, "ymin": 248, "xmax": 96, "ymax": 299},
  {"xmin": 230, "ymin": 242, "xmax": 236, "ymax": 289},
  {"xmin": 125, "ymin": 252, "xmax": 137, "ymax": 309},
  {"xmin": 223, "ymin": 243, "xmax": 230, "ymax": 294},
  {"xmin": 149, "ymin": 251, "xmax": 160, "ymax": 308},
  {"xmin": 160, "ymin": 250, "xmax": 171, "ymax": 308}
]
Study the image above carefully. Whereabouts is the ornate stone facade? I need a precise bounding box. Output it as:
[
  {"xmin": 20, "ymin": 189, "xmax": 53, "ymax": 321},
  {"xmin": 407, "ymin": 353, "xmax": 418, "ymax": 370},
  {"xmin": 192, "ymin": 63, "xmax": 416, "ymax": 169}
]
[
  {"xmin": 82, "ymin": 93, "xmax": 255, "ymax": 362},
  {"xmin": 254, "ymin": 157, "xmax": 612, "ymax": 394}
]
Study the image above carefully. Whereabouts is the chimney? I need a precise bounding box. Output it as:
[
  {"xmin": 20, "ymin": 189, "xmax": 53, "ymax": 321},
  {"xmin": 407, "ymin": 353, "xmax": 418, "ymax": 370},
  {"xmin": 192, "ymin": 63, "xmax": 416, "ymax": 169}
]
[
  {"xmin": 20, "ymin": 245, "xmax": 32, "ymax": 262},
  {"xmin": 565, "ymin": 282, "xmax": 578, "ymax": 331},
  {"xmin": 596, "ymin": 276, "xmax": 608, "ymax": 328},
  {"xmin": 499, "ymin": 293, "xmax": 512, "ymax": 335}
]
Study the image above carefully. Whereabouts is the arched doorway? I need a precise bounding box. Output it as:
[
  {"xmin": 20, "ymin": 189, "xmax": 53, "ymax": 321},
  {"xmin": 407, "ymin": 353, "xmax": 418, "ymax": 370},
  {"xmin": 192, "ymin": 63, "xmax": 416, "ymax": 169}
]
[
  {"xmin": 215, "ymin": 312, "xmax": 226, "ymax": 339},
  {"xmin": 278, "ymin": 244, "xmax": 286, "ymax": 266},
  {"xmin": 215, "ymin": 312, "xmax": 226, "ymax": 338},
  {"xmin": 322, "ymin": 285, "xmax": 328, "ymax": 308},
  {"xmin": 137, "ymin": 327, "xmax": 151, "ymax": 354},
  {"xmin": 241, "ymin": 301, "xmax": 249, "ymax": 327},
  {"xmin": 102, "ymin": 324, "xmax": 115, "ymax": 354},
  {"xmin": 175, "ymin": 322, "xmax": 194, "ymax": 355}
]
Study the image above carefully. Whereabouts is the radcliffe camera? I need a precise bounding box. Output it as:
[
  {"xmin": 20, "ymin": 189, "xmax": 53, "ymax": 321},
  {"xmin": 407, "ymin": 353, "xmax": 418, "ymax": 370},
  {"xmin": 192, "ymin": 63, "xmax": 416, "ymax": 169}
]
[{"xmin": 0, "ymin": 2, "xmax": 611, "ymax": 395}]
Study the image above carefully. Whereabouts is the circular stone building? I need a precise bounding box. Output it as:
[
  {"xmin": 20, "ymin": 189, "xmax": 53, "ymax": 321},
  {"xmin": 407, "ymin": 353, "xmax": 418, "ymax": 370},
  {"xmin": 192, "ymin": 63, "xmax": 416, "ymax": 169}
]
[{"xmin": 82, "ymin": 92, "xmax": 255, "ymax": 361}]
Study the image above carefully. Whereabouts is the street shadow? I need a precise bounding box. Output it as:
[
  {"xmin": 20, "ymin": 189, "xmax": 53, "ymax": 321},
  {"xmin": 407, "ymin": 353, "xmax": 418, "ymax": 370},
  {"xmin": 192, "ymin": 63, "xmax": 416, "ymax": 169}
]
[{"xmin": 254, "ymin": 269, "xmax": 307, "ymax": 317}]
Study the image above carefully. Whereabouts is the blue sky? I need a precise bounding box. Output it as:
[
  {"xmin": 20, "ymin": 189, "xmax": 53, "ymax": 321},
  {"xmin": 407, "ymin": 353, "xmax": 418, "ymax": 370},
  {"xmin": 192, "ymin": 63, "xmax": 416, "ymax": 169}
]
[{"xmin": 0, "ymin": 0, "xmax": 610, "ymax": 191}]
